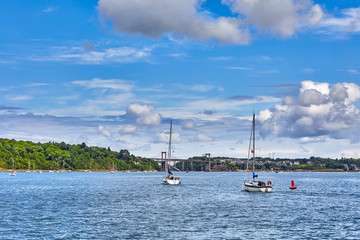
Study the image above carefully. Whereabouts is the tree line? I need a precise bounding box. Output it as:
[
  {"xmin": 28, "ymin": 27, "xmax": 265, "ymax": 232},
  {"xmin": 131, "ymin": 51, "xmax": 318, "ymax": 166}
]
[
  {"xmin": 0, "ymin": 138, "xmax": 160, "ymax": 171},
  {"xmin": 1, "ymin": 138, "xmax": 359, "ymax": 172},
  {"xmin": 176, "ymin": 156, "xmax": 360, "ymax": 172}
]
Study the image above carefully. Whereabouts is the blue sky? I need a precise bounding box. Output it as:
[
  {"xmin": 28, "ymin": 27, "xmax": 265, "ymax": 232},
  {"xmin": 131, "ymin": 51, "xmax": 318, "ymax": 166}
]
[{"xmin": 1, "ymin": 0, "xmax": 360, "ymax": 159}]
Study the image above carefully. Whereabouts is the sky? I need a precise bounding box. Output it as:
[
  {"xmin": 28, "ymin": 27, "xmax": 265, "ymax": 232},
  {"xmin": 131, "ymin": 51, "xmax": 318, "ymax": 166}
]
[{"xmin": 1, "ymin": 0, "xmax": 360, "ymax": 159}]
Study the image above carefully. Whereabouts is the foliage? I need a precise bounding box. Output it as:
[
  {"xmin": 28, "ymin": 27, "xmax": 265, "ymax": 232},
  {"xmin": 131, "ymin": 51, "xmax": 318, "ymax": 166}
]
[
  {"xmin": 1, "ymin": 138, "xmax": 359, "ymax": 172},
  {"xmin": 0, "ymin": 138, "xmax": 160, "ymax": 171},
  {"xmin": 176, "ymin": 156, "xmax": 360, "ymax": 172}
]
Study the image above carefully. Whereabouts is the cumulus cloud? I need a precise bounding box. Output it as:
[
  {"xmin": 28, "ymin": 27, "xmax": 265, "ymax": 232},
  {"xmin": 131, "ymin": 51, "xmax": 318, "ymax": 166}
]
[
  {"xmin": 126, "ymin": 103, "xmax": 161, "ymax": 126},
  {"xmin": 126, "ymin": 103, "xmax": 154, "ymax": 116},
  {"xmin": 298, "ymin": 89, "xmax": 328, "ymax": 106},
  {"xmin": 98, "ymin": 0, "xmax": 249, "ymax": 44},
  {"xmin": 258, "ymin": 81, "xmax": 360, "ymax": 142},
  {"xmin": 224, "ymin": 0, "xmax": 323, "ymax": 37},
  {"xmin": 97, "ymin": 0, "xmax": 326, "ymax": 44}
]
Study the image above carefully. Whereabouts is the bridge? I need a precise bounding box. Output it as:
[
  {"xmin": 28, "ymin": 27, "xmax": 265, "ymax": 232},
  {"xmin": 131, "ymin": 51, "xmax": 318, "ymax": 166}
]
[{"xmin": 149, "ymin": 152, "xmax": 215, "ymax": 171}]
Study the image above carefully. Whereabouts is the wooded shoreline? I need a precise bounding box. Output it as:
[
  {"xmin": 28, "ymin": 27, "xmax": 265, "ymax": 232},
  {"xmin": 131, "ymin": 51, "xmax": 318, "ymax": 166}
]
[{"xmin": 0, "ymin": 138, "xmax": 359, "ymax": 172}]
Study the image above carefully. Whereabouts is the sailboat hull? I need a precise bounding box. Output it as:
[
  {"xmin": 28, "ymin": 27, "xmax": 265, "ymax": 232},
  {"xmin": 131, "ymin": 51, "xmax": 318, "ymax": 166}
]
[
  {"xmin": 163, "ymin": 176, "xmax": 180, "ymax": 185},
  {"xmin": 244, "ymin": 182, "xmax": 272, "ymax": 193}
]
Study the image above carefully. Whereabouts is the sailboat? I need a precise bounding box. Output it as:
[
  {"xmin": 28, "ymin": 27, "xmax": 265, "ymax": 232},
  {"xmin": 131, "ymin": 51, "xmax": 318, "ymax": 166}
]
[
  {"xmin": 110, "ymin": 162, "xmax": 116, "ymax": 173},
  {"xmin": 26, "ymin": 159, "xmax": 31, "ymax": 172},
  {"xmin": 9, "ymin": 158, "xmax": 16, "ymax": 176},
  {"xmin": 162, "ymin": 121, "xmax": 181, "ymax": 185},
  {"xmin": 33, "ymin": 160, "xmax": 37, "ymax": 172},
  {"xmin": 244, "ymin": 113, "xmax": 272, "ymax": 193}
]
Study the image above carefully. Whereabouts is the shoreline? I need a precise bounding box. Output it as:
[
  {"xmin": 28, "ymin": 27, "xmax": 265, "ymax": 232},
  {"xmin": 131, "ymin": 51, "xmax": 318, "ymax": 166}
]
[{"xmin": 1, "ymin": 169, "xmax": 358, "ymax": 173}]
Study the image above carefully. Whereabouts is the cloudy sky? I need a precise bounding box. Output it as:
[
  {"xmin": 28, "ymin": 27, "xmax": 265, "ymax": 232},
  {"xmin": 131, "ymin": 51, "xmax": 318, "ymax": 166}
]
[{"xmin": 1, "ymin": 0, "xmax": 360, "ymax": 159}]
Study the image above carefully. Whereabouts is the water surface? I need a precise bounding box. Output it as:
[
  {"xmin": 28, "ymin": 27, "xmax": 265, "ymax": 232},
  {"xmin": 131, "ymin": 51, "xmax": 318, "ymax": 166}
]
[{"xmin": 0, "ymin": 172, "xmax": 359, "ymax": 239}]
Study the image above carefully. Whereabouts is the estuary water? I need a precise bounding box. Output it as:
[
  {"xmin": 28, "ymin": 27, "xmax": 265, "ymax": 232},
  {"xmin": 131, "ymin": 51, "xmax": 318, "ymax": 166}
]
[{"xmin": 0, "ymin": 171, "xmax": 359, "ymax": 239}]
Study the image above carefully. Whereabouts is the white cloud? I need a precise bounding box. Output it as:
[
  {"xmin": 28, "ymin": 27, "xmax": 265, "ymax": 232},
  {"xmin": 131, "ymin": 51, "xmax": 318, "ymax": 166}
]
[
  {"xmin": 67, "ymin": 47, "xmax": 151, "ymax": 64},
  {"xmin": 73, "ymin": 78, "xmax": 134, "ymax": 91},
  {"xmin": 182, "ymin": 120, "xmax": 196, "ymax": 130},
  {"xmin": 37, "ymin": 46, "xmax": 152, "ymax": 64},
  {"xmin": 190, "ymin": 84, "xmax": 215, "ymax": 92},
  {"xmin": 136, "ymin": 111, "xmax": 161, "ymax": 126},
  {"xmin": 25, "ymin": 83, "xmax": 49, "ymax": 87},
  {"xmin": 223, "ymin": 0, "xmax": 323, "ymax": 37},
  {"xmin": 7, "ymin": 95, "xmax": 33, "ymax": 101},
  {"xmin": 98, "ymin": 0, "xmax": 250, "ymax": 44},
  {"xmin": 298, "ymin": 89, "xmax": 328, "ymax": 106},
  {"xmin": 258, "ymin": 81, "xmax": 360, "ymax": 142},
  {"xmin": 348, "ymin": 69, "xmax": 360, "ymax": 75},
  {"xmin": 126, "ymin": 103, "xmax": 162, "ymax": 126},
  {"xmin": 42, "ymin": 7, "xmax": 56, "ymax": 13},
  {"xmin": 126, "ymin": 103, "xmax": 155, "ymax": 116},
  {"xmin": 227, "ymin": 66, "xmax": 252, "ymax": 70},
  {"xmin": 209, "ymin": 56, "xmax": 233, "ymax": 61},
  {"xmin": 119, "ymin": 125, "xmax": 137, "ymax": 134},
  {"xmin": 302, "ymin": 68, "xmax": 315, "ymax": 74},
  {"xmin": 196, "ymin": 133, "xmax": 214, "ymax": 142},
  {"xmin": 97, "ymin": 0, "xmax": 327, "ymax": 44},
  {"xmin": 185, "ymin": 96, "xmax": 281, "ymax": 113},
  {"xmin": 319, "ymin": 7, "xmax": 360, "ymax": 33},
  {"xmin": 98, "ymin": 125, "xmax": 112, "ymax": 138},
  {"xmin": 156, "ymin": 130, "xmax": 185, "ymax": 144},
  {"xmin": 300, "ymin": 80, "xmax": 329, "ymax": 95}
]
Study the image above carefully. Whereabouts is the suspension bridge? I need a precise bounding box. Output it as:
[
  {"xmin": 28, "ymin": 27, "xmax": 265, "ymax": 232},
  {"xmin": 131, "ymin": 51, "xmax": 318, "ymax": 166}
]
[{"xmin": 149, "ymin": 152, "xmax": 219, "ymax": 171}]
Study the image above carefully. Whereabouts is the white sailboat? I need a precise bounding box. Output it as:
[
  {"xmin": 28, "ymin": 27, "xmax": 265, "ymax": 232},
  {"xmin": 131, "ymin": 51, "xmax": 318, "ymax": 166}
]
[
  {"xmin": 110, "ymin": 162, "xmax": 116, "ymax": 173},
  {"xmin": 33, "ymin": 160, "xmax": 37, "ymax": 172},
  {"xmin": 162, "ymin": 121, "xmax": 181, "ymax": 185},
  {"xmin": 26, "ymin": 159, "xmax": 31, "ymax": 172},
  {"xmin": 244, "ymin": 113, "xmax": 272, "ymax": 193},
  {"xmin": 9, "ymin": 158, "xmax": 16, "ymax": 176}
]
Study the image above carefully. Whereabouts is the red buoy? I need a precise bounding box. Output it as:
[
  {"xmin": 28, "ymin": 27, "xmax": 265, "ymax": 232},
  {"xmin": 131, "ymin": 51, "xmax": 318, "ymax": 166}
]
[{"xmin": 290, "ymin": 180, "xmax": 297, "ymax": 189}]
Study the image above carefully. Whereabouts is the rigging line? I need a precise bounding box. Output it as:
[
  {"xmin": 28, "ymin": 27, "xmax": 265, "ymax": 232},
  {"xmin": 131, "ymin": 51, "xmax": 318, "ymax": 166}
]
[{"xmin": 247, "ymin": 117, "xmax": 253, "ymax": 171}]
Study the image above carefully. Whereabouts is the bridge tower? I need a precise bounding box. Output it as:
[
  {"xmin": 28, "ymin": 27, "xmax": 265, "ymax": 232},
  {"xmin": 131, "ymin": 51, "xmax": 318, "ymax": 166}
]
[
  {"xmin": 161, "ymin": 152, "xmax": 167, "ymax": 171},
  {"xmin": 205, "ymin": 153, "xmax": 211, "ymax": 172}
]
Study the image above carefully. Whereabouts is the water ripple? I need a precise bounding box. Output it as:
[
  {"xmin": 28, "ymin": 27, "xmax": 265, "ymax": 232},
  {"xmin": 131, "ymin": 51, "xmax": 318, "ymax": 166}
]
[{"xmin": 0, "ymin": 172, "xmax": 359, "ymax": 239}]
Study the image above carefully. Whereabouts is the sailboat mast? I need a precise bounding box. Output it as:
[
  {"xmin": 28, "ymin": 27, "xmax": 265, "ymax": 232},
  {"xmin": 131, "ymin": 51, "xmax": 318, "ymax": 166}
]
[
  {"xmin": 168, "ymin": 120, "xmax": 172, "ymax": 161},
  {"xmin": 252, "ymin": 113, "xmax": 255, "ymax": 172}
]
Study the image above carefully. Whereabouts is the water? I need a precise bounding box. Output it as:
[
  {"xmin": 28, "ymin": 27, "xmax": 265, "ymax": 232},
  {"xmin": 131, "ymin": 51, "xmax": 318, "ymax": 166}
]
[{"xmin": 0, "ymin": 172, "xmax": 359, "ymax": 239}]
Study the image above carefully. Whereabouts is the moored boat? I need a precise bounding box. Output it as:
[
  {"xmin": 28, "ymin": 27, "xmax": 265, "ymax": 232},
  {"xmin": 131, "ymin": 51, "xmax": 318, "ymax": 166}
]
[
  {"xmin": 162, "ymin": 121, "xmax": 180, "ymax": 185},
  {"xmin": 163, "ymin": 168, "xmax": 181, "ymax": 185},
  {"xmin": 244, "ymin": 113, "xmax": 272, "ymax": 193},
  {"xmin": 9, "ymin": 158, "xmax": 16, "ymax": 176}
]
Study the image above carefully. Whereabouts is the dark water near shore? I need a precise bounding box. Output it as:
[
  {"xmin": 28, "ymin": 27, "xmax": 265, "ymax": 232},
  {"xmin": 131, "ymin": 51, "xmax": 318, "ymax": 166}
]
[{"xmin": 0, "ymin": 171, "xmax": 359, "ymax": 239}]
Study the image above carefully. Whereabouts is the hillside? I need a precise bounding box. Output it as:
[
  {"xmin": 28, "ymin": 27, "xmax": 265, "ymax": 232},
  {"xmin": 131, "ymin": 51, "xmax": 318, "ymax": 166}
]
[{"xmin": 0, "ymin": 138, "xmax": 160, "ymax": 171}]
